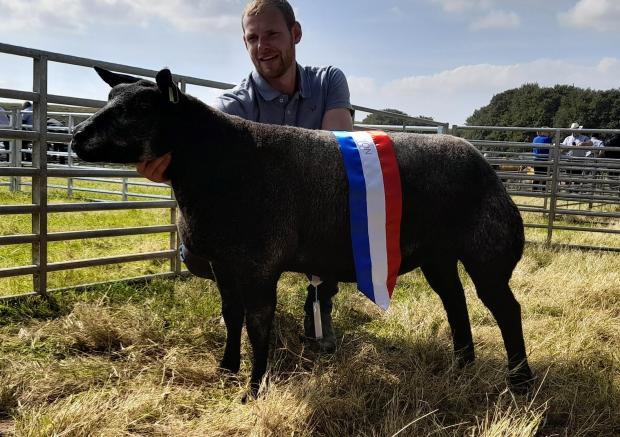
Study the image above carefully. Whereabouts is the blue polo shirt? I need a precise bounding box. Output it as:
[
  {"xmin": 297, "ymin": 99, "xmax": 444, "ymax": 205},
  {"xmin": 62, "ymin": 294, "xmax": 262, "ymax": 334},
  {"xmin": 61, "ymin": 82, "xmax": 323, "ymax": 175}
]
[
  {"xmin": 214, "ymin": 64, "xmax": 352, "ymax": 129},
  {"xmin": 533, "ymin": 135, "xmax": 551, "ymax": 159}
]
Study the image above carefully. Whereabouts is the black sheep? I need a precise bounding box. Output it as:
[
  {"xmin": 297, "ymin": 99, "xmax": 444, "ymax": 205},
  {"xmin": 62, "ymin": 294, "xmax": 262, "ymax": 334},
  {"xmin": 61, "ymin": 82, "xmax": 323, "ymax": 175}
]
[{"xmin": 71, "ymin": 67, "xmax": 534, "ymax": 398}]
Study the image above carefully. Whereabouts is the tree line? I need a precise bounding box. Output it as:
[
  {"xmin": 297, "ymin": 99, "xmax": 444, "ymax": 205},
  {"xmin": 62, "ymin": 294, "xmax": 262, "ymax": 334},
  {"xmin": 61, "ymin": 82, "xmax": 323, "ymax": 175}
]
[
  {"xmin": 362, "ymin": 84, "xmax": 620, "ymax": 142},
  {"xmin": 465, "ymin": 84, "xmax": 620, "ymax": 141}
]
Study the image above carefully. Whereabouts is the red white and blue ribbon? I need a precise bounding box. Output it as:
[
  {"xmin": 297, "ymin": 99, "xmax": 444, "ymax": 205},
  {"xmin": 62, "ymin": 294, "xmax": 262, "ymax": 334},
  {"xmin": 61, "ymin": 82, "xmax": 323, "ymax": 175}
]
[{"xmin": 334, "ymin": 130, "xmax": 402, "ymax": 310}]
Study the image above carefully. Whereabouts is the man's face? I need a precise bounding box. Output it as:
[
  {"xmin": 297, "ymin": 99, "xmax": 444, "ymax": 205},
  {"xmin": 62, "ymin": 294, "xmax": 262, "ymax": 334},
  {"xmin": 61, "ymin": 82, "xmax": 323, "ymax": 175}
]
[{"xmin": 242, "ymin": 7, "xmax": 300, "ymax": 80}]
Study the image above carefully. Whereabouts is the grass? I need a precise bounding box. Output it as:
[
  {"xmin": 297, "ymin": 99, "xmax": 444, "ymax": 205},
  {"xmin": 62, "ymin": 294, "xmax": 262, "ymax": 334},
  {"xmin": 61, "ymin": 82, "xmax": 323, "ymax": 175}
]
[
  {"xmin": 0, "ymin": 178, "xmax": 618, "ymax": 435},
  {"xmin": 0, "ymin": 245, "xmax": 617, "ymax": 436},
  {"xmin": 0, "ymin": 179, "xmax": 172, "ymax": 296}
]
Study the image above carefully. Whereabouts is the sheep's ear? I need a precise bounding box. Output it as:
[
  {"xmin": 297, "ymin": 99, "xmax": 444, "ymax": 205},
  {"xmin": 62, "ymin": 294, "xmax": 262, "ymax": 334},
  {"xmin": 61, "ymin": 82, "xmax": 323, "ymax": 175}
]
[
  {"xmin": 94, "ymin": 66, "xmax": 141, "ymax": 87},
  {"xmin": 156, "ymin": 68, "xmax": 182, "ymax": 104}
]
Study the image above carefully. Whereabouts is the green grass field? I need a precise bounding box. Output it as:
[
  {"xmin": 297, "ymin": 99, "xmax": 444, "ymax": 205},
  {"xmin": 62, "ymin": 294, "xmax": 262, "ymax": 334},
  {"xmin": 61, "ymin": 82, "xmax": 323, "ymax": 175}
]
[{"xmin": 0, "ymin": 179, "xmax": 618, "ymax": 435}]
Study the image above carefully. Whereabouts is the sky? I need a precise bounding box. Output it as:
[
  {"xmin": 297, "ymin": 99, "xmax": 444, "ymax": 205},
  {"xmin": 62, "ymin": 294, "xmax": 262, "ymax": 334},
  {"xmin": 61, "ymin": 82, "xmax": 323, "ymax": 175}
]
[{"xmin": 1, "ymin": 0, "xmax": 619, "ymax": 125}]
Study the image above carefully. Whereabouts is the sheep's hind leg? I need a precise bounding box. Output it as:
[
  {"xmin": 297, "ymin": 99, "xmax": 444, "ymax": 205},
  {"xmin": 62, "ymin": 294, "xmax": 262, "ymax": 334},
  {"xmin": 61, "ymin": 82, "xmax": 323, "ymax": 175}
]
[
  {"xmin": 466, "ymin": 266, "xmax": 534, "ymax": 393},
  {"xmin": 421, "ymin": 256, "xmax": 475, "ymax": 367}
]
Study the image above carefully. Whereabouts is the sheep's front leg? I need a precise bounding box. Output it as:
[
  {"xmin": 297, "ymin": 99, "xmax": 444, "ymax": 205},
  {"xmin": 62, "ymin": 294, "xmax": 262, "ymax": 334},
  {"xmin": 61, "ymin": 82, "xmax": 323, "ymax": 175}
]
[
  {"xmin": 245, "ymin": 285, "xmax": 277, "ymax": 398},
  {"xmin": 213, "ymin": 264, "xmax": 245, "ymax": 374},
  {"xmin": 219, "ymin": 290, "xmax": 244, "ymax": 373}
]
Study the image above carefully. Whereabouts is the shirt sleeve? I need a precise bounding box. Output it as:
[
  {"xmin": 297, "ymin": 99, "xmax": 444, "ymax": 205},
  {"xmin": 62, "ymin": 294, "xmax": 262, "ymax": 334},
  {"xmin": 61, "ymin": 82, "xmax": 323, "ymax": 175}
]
[
  {"xmin": 214, "ymin": 92, "xmax": 250, "ymax": 119},
  {"xmin": 324, "ymin": 67, "xmax": 353, "ymax": 113}
]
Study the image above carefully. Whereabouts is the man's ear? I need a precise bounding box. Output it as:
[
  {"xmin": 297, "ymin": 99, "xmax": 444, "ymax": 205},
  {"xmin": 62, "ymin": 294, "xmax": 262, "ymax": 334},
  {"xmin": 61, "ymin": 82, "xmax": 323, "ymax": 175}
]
[
  {"xmin": 292, "ymin": 21, "xmax": 302, "ymax": 44},
  {"xmin": 94, "ymin": 66, "xmax": 141, "ymax": 87},
  {"xmin": 155, "ymin": 68, "xmax": 182, "ymax": 104}
]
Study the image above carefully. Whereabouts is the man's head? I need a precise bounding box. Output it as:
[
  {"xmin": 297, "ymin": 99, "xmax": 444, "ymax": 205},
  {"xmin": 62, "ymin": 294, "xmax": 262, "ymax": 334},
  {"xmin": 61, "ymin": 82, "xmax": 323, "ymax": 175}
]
[
  {"xmin": 569, "ymin": 122, "xmax": 582, "ymax": 136},
  {"xmin": 242, "ymin": 0, "xmax": 301, "ymax": 81}
]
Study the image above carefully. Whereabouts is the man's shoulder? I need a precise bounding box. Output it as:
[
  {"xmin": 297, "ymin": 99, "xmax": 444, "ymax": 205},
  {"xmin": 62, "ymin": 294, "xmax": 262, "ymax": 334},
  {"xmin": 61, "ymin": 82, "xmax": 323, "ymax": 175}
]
[
  {"xmin": 214, "ymin": 74, "xmax": 255, "ymax": 116},
  {"xmin": 302, "ymin": 65, "xmax": 346, "ymax": 82}
]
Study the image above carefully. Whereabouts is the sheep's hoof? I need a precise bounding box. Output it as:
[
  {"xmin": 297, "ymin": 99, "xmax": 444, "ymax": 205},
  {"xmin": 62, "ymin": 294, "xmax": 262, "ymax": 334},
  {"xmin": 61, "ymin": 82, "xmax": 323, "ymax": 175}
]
[
  {"xmin": 454, "ymin": 347, "xmax": 475, "ymax": 369},
  {"xmin": 508, "ymin": 366, "xmax": 536, "ymax": 395},
  {"xmin": 241, "ymin": 382, "xmax": 261, "ymax": 404},
  {"xmin": 218, "ymin": 358, "xmax": 240, "ymax": 375}
]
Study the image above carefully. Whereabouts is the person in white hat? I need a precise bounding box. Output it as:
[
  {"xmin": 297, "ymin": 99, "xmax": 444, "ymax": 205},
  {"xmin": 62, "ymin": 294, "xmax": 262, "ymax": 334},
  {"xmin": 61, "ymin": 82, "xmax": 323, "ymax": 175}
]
[{"xmin": 562, "ymin": 122, "xmax": 592, "ymax": 158}]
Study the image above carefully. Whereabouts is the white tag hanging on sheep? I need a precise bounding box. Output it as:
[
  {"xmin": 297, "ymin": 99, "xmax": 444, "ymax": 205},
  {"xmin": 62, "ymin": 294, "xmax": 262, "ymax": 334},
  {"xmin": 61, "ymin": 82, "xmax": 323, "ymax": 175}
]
[
  {"xmin": 309, "ymin": 275, "xmax": 323, "ymax": 339},
  {"xmin": 168, "ymin": 87, "xmax": 179, "ymax": 104}
]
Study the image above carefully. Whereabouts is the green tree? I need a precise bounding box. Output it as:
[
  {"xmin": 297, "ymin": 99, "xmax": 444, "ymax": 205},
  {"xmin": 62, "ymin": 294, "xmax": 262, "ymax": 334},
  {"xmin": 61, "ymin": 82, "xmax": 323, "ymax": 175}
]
[
  {"xmin": 465, "ymin": 84, "xmax": 620, "ymax": 141},
  {"xmin": 362, "ymin": 108, "xmax": 409, "ymax": 125},
  {"xmin": 361, "ymin": 109, "xmax": 435, "ymax": 126}
]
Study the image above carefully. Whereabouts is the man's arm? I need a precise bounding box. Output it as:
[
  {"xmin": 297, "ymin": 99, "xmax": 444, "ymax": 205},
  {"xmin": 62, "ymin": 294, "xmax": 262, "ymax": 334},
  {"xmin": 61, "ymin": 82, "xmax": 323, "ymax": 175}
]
[
  {"xmin": 321, "ymin": 66, "xmax": 353, "ymax": 131},
  {"xmin": 322, "ymin": 108, "xmax": 353, "ymax": 131}
]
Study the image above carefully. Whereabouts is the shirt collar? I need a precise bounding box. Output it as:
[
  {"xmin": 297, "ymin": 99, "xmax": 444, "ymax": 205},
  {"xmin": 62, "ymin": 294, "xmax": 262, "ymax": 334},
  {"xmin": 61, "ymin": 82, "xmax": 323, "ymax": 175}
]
[{"xmin": 251, "ymin": 64, "xmax": 310, "ymax": 101}]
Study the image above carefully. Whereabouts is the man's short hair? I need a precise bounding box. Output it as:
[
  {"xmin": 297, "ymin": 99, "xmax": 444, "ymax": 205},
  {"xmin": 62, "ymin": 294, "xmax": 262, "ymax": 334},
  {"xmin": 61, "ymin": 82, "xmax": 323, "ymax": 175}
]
[{"xmin": 242, "ymin": 0, "xmax": 296, "ymax": 30}]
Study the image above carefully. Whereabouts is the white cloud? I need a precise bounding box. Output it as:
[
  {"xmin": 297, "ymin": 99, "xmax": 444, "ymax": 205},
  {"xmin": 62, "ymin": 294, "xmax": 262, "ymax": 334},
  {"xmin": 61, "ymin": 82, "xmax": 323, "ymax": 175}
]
[
  {"xmin": 469, "ymin": 10, "xmax": 520, "ymax": 30},
  {"xmin": 430, "ymin": 0, "xmax": 521, "ymax": 31},
  {"xmin": 348, "ymin": 57, "xmax": 620, "ymax": 125},
  {"xmin": 431, "ymin": 0, "xmax": 494, "ymax": 13},
  {"xmin": 559, "ymin": 0, "xmax": 620, "ymax": 32},
  {"xmin": 0, "ymin": 0, "xmax": 242, "ymax": 34}
]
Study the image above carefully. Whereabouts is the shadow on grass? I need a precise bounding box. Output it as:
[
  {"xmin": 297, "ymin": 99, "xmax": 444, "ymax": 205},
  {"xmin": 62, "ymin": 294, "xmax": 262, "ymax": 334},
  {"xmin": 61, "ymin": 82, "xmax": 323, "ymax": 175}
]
[
  {"xmin": 1, "ymin": 279, "xmax": 618, "ymax": 435},
  {"xmin": 266, "ymin": 306, "xmax": 620, "ymax": 436}
]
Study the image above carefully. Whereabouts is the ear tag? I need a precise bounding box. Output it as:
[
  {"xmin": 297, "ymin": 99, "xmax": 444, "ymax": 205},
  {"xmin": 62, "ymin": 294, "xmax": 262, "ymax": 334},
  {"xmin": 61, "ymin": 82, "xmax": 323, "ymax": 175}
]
[
  {"xmin": 309, "ymin": 275, "xmax": 323, "ymax": 340},
  {"xmin": 168, "ymin": 87, "xmax": 179, "ymax": 103}
]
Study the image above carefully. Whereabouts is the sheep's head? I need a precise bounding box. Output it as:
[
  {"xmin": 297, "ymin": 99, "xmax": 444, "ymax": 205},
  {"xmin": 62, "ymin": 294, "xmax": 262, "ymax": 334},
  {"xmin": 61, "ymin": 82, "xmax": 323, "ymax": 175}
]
[{"xmin": 72, "ymin": 67, "xmax": 185, "ymax": 163}]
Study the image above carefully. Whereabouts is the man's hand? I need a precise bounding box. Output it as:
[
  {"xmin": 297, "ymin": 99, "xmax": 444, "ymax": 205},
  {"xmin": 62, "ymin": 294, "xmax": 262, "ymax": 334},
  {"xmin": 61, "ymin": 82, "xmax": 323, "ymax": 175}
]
[{"xmin": 136, "ymin": 152, "xmax": 171, "ymax": 183}]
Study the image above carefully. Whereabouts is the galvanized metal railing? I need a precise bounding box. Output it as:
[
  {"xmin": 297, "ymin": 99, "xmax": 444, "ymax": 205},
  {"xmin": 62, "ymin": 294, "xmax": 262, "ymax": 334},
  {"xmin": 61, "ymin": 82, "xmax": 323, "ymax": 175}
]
[
  {"xmin": 1, "ymin": 41, "xmax": 618, "ymax": 301},
  {"xmin": 0, "ymin": 42, "xmax": 451, "ymax": 300},
  {"xmin": 0, "ymin": 42, "xmax": 238, "ymax": 300},
  {"xmin": 453, "ymin": 125, "xmax": 620, "ymax": 252}
]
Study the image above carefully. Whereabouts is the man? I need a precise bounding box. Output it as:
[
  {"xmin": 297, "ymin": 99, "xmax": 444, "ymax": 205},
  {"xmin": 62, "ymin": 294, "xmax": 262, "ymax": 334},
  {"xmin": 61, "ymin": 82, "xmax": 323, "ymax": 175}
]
[
  {"xmin": 532, "ymin": 129, "xmax": 552, "ymax": 191},
  {"xmin": 0, "ymin": 105, "xmax": 9, "ymax": 162},
  {"xmin": 588, "ymin": 133, "xmax": 604, "ymax": 158},
  {"xmin": 561, "ymin": 122, "xmax": 592, "ymax": 183},
  {"xmin": 21, "ymin": 101, "xmax": 33, "ymax": 127},
  {"xmin": 562, "ymin": 122, "xmax": 592, "ymax": 158},
  {"xmin": 137, "ymin": 0, "xmax": 353, "ymax": 352}
]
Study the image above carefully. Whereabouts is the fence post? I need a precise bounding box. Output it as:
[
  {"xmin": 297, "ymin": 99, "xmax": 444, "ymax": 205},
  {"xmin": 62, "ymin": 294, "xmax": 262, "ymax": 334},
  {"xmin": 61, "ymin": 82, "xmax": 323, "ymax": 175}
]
[
  {"xmin": 122, "ymin": 177, "xmax": 128, "ymax": 201},
  {"xmin": 546, "ymin": 129, "xmax": 562, "ymax": 245},
  {"xmin": 32, "ymin": 55, "xmax": 50, "ymax": 298},
  {"xmin": 67, "ymin": 115, "xmax": 74, "ymax": 197},
  {"xmin": 9, "ymin": 109, "xmax": 24, "ymax": 192}
]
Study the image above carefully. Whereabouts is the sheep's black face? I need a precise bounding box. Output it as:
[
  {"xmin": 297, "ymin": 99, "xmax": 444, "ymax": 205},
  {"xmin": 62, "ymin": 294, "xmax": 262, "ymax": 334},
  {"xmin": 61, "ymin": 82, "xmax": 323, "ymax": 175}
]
[{"xmin": 72, "ymin": 67, "xmax": 181, "ymax": 164}]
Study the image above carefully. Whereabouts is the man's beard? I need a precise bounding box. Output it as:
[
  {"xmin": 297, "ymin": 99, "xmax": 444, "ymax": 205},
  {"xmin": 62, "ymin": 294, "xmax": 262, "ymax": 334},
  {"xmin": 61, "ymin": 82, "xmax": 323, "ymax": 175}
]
[{"xmin": 256, "ymin": 45, "xmax": 295, "ymax": 79}]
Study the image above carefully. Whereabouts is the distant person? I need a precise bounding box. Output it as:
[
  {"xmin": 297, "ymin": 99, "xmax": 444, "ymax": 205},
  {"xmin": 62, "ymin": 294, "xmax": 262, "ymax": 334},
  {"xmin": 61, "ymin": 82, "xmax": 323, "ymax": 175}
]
[
  {"xmin": 532, "ymin": 129, "xmax": 552, "ymax": 191},
  {"xmin": 562, "ymin": 122, "xmax": 592, "ymax": 158},
  {"xmin": 21, "ymin": 101, "xmax": 33, "ymax": 127},
  {"xmin": 20, "ymin": 102, "xmax": 34, "ymax": 162},
  {"xmin": 588, "ymin": 133, "xmax": 605, "ymax": 158},
  {"xmin": 0, "ymin": 105, "xmax": 9, "ymax": 162},
  {"xmin": 562, "ymin": 122, "xmax": 592, "ymax": 185},
  {"xmin": 0, "ymin": 105, "xmax": 9, "ymax": 127}
]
